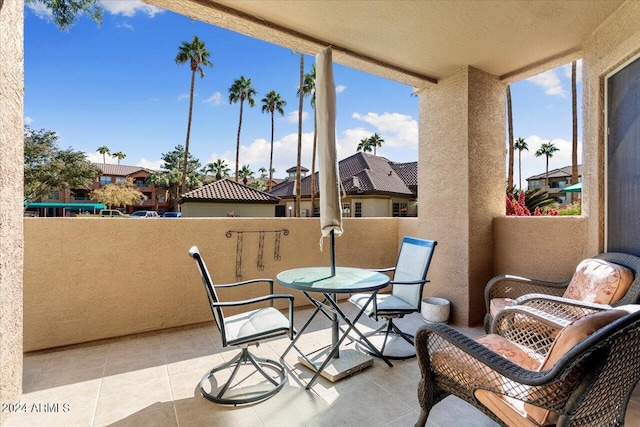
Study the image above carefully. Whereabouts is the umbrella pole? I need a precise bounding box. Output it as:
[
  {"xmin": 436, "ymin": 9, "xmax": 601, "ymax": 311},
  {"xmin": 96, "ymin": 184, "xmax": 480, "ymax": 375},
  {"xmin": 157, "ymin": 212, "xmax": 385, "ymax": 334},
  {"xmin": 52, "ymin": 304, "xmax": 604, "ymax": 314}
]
[{"xmin": 330, "ymin": 230, "xmax": 336, "ymax": 277}]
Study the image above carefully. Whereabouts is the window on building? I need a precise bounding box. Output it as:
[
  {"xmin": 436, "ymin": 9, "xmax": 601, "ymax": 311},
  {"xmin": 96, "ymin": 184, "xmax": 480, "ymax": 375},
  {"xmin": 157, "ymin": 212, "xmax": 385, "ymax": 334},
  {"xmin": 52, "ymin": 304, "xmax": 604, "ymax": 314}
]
[
  {"xmin": 99, "ymin": 176, "xmax": 112, "ymax": 186},
  {"xmin": 46, "ymin": 190, "xmax": 60, "ymax": 200},
  {"xmin": 136, "ymin": 180, "xmax": 146, "ymax": 187},
  {"xmin": 342, "ymin": 203, "xmax": 351, "ymax": 217},
  {"xmin": 157, "ymin": 194, "xmax": 165, "ymax": 203},
  {"xmin": 355, "ymin": 202, "xmax": 362, "ymax": 217},
  {"xmin": 115, "ymin": 177, "xmax": 126, "ymax": 183},
  {"xmin": 393, "ymin": 203, "xmax": 408, "ymax": 217}
]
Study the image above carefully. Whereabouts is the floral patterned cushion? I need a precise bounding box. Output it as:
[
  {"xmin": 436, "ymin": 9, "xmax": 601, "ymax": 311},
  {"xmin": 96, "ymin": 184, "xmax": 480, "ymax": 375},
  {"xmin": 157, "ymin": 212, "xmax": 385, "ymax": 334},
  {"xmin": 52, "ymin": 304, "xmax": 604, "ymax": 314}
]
[{"xmin": 563, "ymin": 259, "xmax": 634, "ymax": 304}]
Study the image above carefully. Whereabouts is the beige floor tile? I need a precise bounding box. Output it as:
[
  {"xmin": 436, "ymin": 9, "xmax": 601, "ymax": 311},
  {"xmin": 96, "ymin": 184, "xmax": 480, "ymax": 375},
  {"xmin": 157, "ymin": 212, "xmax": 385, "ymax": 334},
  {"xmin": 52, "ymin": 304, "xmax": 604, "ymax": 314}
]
[
  {"xmin": 93, "ymin": 374, "xmax": 172, "ymax": 425},
  {"xmin": 39, "ymin": 345, "xmax": 109, "ymax": 376},
  {"xmin": 101, "ymin": 365, "xmax": 168, "ymax": 393},
  {"xmin": 25, "ymin": 366, "xmax": 103, "ymax": 401},
  {"xmin": 173, "ymin": 396, "xmax": 263, "ymax": 427},
  {"xmin": 93, "ymin": 402, "xmax": 177, "ymax": 427},
  {"xmin": 381, "ymin": 410, "xmax": 422, "ymax": 427}
]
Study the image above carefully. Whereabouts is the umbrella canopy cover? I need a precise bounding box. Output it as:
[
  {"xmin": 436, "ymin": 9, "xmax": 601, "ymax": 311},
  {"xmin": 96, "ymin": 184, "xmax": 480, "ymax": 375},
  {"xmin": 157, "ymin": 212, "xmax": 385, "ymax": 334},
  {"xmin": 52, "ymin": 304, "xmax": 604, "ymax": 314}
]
[
  {"xmin": 563, "ymin": 182, "xmax": 582, "ymax": 193},
  {"xmin": 316, "ymin": 47, "xmax": 343, "ymax": 246}
]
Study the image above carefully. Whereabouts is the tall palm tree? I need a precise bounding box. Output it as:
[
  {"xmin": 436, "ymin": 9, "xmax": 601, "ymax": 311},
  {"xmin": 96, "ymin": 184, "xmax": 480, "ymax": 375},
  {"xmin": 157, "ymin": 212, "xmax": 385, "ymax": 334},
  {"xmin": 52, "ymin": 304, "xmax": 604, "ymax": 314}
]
[
  {"xmin": 507, "ymin": 85, "xmax": 514, "ymax": 190},
  {"xmin": 238, "ymin": 164, "xmax": 254, "ymax": 186},
  {"xmin": 300, "ymin": 65, "xmax": 317, "ymax": 210},
  {"xmin": 571, "ymin": 61, "xmax": 578, "ymax": 203},
  {"xmin": 260, "ymin": 90, "xmax": 286, "ymax": 191},
  {"xmin": 258, "ymin": 167, "xmax": 268, "ymax": 179},
  {"xmin": 368, "ymin": 133, "xmax": 384, "ymax": 155},
  {"xmin": 97, "ymin": 146, "xmax": 110, "ymax": 164},
  {"xmin": 111, "ymin": 151, "xmax": 126, "ymax": 165},
  {"xmin": 205, "ymin": 159, "xmax": 230, "ymax": 181},
  {"xmin": 229, "ymin": 76, "xmax": 257, "ymax": 182},
  {"xmin": 535, "ymin": 141, "xmax": 560, "ymax": 191},
  {"xmin": 295, "ymin": 53, "xmax": 304, "ymax": 217},
  {"xmin": 357, "ymin": 137, "xmax": 373, "ymax": 153},
  {"xmin": 175, "ymin": 35, "xmax": 213, "ymax": 195},
  {"xmin": 513, "ymin": 137, "xmax": 528, "ymax": 190}
]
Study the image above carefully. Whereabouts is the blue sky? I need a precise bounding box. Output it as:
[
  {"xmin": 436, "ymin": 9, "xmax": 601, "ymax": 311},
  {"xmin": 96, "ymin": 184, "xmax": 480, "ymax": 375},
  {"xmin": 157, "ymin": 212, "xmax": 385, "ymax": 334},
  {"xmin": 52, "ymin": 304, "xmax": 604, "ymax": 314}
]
[{"xmin": 25, "ymin": 1, "xmax": 581, "ymax": 187}]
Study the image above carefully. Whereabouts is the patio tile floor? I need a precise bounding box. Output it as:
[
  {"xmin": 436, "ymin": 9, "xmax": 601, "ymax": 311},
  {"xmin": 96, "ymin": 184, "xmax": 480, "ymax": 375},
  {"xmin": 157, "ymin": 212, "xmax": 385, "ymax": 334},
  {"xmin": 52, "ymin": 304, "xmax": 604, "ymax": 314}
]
[{"xmin": 7, "ymin": 305, "xmax": 640, "ymax": 427}]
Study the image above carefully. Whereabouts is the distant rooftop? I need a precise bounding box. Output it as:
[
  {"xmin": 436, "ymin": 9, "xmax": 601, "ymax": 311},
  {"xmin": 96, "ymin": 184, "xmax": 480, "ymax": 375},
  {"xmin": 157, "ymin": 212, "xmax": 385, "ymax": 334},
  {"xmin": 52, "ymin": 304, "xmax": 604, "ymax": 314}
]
[
  {"xmin": 527, "ymin": 164, "xmax": 583, "ymax": 181},
  {"xmin": 178, "ymin": 179, "xmax": 280, "ymax": 204},
  {"xmin": 94, "ymin": 163, "xmax": 154, "ymax": 176}
]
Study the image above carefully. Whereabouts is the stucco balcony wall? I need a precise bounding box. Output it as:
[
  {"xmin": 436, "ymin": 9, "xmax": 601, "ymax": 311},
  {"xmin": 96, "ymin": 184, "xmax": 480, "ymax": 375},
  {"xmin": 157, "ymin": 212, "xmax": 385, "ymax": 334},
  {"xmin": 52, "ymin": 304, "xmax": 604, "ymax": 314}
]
[{"xmin": 24, "ymin": 218, "xmax": 403, "ymax": 351}]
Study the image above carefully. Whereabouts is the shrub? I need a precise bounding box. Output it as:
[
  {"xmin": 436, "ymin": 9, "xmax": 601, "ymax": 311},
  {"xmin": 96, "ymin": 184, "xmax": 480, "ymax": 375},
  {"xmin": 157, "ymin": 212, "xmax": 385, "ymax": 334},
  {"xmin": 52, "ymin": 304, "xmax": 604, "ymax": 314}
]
[
  {"xmin": 507, "ymin": 192, "xmax": 558, "ymax": 216},
  {"xmin": 558, "ymin": 203, "xmax": 581, "ymax": 216}
]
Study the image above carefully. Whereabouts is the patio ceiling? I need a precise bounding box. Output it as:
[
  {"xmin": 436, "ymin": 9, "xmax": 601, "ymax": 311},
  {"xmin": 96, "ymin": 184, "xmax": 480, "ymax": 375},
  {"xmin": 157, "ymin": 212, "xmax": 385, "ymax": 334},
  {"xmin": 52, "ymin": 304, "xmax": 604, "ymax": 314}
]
[{"xmin": 146, "ymin": 0, "xmax": 624, "ymax": 86}]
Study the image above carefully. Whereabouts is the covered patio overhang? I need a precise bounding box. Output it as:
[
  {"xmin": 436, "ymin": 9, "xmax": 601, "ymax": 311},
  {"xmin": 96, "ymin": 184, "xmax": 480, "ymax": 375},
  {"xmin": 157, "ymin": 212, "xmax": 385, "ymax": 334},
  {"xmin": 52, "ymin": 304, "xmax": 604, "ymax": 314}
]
[{"xmin": 3, "ymin": 0, "xmax": 640, "ymax": 411}]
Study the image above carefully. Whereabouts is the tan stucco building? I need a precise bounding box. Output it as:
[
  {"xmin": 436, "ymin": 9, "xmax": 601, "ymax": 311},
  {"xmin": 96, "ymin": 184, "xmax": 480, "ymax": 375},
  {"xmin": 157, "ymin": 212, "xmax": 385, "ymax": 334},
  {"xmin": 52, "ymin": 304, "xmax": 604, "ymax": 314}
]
[{"xmin": 3, "ymin": 0, "xmax": 640, "ymax": 410}]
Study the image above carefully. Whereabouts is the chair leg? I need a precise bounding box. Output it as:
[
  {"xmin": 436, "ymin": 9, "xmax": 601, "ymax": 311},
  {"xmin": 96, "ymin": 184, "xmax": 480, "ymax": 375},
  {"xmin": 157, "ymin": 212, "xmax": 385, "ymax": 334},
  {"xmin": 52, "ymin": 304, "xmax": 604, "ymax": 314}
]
[
  {"xmin": 415, "ymin": 409, "xmax": 429, "ymax": 427},
  {"xmin": 200, "ymin": 348, "xmax": 287, "ymax": 405},
  {"xmin": 356, "ymin": 318, "xmax": 417, "ymax": 360}
]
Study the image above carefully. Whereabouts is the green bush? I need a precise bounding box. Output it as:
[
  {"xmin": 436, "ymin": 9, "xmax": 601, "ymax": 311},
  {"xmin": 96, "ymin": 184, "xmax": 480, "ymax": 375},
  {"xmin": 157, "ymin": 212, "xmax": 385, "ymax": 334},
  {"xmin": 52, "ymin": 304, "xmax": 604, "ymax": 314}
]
[{"xmin": 558, "ymin": 203, "xmax": 581, "ymax": 216}]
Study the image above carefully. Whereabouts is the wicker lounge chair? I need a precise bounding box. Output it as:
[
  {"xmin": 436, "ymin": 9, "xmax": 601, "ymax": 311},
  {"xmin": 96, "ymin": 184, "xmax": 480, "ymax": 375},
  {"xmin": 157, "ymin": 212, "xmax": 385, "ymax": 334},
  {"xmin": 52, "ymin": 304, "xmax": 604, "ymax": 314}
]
[
  {"xmin": 415, "ymin": 303, "xmax": 640, "ymax": 426},
  {"xmin": 484, "ymin": 252, "xmax": 640, "ymax": 332}
]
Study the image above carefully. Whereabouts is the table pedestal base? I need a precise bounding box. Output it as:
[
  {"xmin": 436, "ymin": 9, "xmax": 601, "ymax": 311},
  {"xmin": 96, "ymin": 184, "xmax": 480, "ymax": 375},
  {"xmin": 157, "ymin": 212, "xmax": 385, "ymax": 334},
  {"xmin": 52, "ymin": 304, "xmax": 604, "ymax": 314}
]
[
  {"xmin": 355, "ymin": 333, "xmax": 416, "ymax": 360},
  {"xmin": 298, "ymin": 348, "xmax": 374, "ymax": 382}
]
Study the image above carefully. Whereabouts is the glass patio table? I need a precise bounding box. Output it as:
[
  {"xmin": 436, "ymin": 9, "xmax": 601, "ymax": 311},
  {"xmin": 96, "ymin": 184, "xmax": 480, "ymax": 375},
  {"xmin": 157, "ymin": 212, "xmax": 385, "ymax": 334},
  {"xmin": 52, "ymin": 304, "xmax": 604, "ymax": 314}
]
[{"xmin": 277, "ymin": 266, "xmax": 393, "ymax": 389}]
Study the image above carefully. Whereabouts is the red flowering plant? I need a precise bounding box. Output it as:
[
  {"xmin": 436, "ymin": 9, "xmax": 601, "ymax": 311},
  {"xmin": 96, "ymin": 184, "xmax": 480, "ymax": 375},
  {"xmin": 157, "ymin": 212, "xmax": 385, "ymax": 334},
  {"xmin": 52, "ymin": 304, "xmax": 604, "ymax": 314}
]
[{"xmin": 507, "ymin": 192, "xmax": 558, "ymax": 216}]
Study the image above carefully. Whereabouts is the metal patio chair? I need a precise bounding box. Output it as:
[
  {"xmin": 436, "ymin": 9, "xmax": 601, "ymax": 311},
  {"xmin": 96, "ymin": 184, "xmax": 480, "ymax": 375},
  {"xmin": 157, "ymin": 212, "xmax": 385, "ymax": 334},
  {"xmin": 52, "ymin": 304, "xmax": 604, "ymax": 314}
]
[
  {"xmin": 415, "ymin": 303, "xmax": 640, "ymax": 427},
  {"xmin": 188, "ymin": 246, "xmax": 295, "ymax": 405},
  {"xmin": 349, "ymin": 236, "xmax": 437, "ymax": 359}
]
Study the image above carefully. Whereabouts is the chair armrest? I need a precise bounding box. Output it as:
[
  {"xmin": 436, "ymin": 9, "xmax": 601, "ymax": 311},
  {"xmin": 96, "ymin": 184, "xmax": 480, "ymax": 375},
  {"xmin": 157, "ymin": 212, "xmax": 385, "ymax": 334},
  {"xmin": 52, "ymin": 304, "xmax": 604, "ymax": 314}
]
[
  {"xmin": 374, "ymin": 267, "xmax": 396, "ymax": 273},
  {"xmin": 513, "ymin": 294, "xmax": 611, "ymax": 322},
  {"xmin": 389, "ymin": 279, "xmax": 429, "ymax": 286},
  {"xmin": 215, "ymin": 279, "xmax": 276, "ymax": 306},
  {"xmin": 212, "ymin": 293, "xmax": 294, "ymax": 308},
  {"xmin": 484, "ymin": 275, "xmax": 568, "ymax": 312}
]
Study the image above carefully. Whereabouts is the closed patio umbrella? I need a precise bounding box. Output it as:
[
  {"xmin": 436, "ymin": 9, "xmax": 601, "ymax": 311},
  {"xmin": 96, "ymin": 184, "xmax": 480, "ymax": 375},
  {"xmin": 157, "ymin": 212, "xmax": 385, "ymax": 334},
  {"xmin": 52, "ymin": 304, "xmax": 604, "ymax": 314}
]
[{"xmin": 316, "ymin": 46, "xmax": 342, "ymax": 276}]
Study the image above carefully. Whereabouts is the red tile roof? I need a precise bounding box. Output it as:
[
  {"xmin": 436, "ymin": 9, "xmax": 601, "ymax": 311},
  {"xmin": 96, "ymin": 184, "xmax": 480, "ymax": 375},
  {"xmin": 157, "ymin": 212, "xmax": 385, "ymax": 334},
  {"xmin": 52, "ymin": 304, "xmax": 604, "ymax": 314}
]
[{"xmin": 179, "ymin": 179, "xmax": 279, "ymax": 203}]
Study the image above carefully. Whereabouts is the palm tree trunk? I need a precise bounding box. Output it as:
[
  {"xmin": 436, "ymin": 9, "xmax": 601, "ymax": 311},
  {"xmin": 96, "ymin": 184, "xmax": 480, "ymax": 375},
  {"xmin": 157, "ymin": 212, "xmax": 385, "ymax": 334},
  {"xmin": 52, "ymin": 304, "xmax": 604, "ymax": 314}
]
[
  {"xmin": 181, "ymin": 69, "xmax": 196, "ymax": 195},
  {"xmin": 571, "ymin": 61, "xmax": 578, "ymax": 203},
  {"xmin": 235, "ymin": 99, "xmax": 244, "ymax": 182},
  {"xmin": 507, "ymin": 85, "xmax": 514, "ymax": 190},
  {"xmin": 269, "ymin": 111, "xmax": 275, "ymax": 192},
  {"xmin": 310, "ymin": 108, "xmax": 317, "ymax": 215},
  {"xmin": 518, "ymin": 150, "xmax": 522, "ymax": 190},
  {"xmin": 546, "ymin": 156, "xmax": 550, "ymax": 191},
  {"xmin": 295, "ymin": 53, "xmax": 304, "ymax": 217}
]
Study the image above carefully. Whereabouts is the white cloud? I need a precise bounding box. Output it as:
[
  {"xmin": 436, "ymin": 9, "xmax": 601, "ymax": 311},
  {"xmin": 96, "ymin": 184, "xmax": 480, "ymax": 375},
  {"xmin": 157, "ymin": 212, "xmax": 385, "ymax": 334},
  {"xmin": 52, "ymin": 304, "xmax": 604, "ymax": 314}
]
[
  {"xmin": 526, "ymin": 69, "xmax": 567, "ymax": 97},
  {"xmin": 561, "ymin": 59, "xmax": 583, "ymax": 82},
  {"xmin": 351, "ymin": 112, "xmax": 418, "ymax": 149},
  {"xmin": 335, "ymin": 85, "xmax": 346, "ymax": 94},
  {"xmin": 203, "ymin": 92, "xmax": 223, "ymax": 105},
  {"xmin": 24, "ymin": 116, "xmax": 33, "ymax": 125},
  {"xmin": 177, "ymin": 93, "xmax": 191, "ymax": 101},
  {"xmin": 137, "ymin": 158, "xmax": 163, "ymax": 170},
  {"xmin": 116, "ymin": 22, "xmax": 134, "ymax": 30},
  {"xmin": 511, "ymin": 134, "xmax": 583, "ymax": 188},
  {"xmin": 286, "ymin": 110, "xmax": 309, "ymax": 124},
  {"xmin": 100, "ymin": 0, "xmax": 163, "ymax": 18},
  {"xmin": 85, "ymin": 152, "xmax": 118, "ymax": 165},
  {"xmin": 26, "ymin": 2, "xmax": 52, "ymax": 20}
]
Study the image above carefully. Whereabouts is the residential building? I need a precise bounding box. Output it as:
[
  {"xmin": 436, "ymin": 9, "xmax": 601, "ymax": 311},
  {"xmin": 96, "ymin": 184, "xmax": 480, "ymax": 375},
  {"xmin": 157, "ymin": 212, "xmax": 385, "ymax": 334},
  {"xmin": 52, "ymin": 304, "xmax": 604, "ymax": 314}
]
[
  {"xmin": 178, "ymin": 178, "xmax": 280, "ymax": 217},
  {"xmin": 527, "ymin": 164, "xmax": 582, "ymax": 206},
  {"xmin": 270, "ymin": 152, "xmax": 417, "ymax": 217},
  {"xmin": 26, "ymin": 163, "xmax": 170, "ymax": 216}
]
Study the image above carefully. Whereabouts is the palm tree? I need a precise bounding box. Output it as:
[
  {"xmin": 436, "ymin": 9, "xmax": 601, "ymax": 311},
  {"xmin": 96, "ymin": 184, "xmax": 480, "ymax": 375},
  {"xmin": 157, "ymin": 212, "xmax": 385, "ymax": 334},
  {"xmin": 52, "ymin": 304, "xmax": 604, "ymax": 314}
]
[
  {"xmin": 295, "ymin": 53, "xmax": 304, "ymax": 217},
  {"xmin": 145, "ymin": 171, "xmax": 170, "ymax": 212},
  {"xmin": 300, "ymin": 65, "xmax": 317, "ymax": 210},
  {"xmin": 229, "ymin": 76, "xmax": 257, "ymax": 182},
  {"xmin": 258, "ymin": 167, "xmax": 268, "ymax": 179},
  {"xmin": 111, "ymin": 151, "xmax": 126, "ymax": 165},
  {"xmin": 238, "ymin": 164, "xmax": 254, "ymax": 186},
  {"xmin": 97, "ymin": 146, "xmax": 110, "ymax": 164},
  {"xmin": 571, "ymin": 60, "xmax": 578, "ymax": 203},
  {"xmin": 205, "ymin": 159, "xmax": 230, "ymax": 181},
  {"xmin": 175, "ymin": 35, "xmax": 213, "ymax": 195},
  {"xmin": 535, "ymin": 141, "xmax": 560, "ymax": 191},
  {"xmin": 513, "ymin": 137, "xmax": 528, "ymax": 190},
  {"xmin": 357, "ymin": 137, "xmax": 373, "ymax": 153},
  {"xmin": 260, "ymin": 90, "xmax": 286, "ymax": 191},
  {"xmin": 507, "ymin": 85, "xmax": 514, "ymax": 190},
  {"xmin": 368, "ymin": 133, "xmax": 384, "ymax": 155}
]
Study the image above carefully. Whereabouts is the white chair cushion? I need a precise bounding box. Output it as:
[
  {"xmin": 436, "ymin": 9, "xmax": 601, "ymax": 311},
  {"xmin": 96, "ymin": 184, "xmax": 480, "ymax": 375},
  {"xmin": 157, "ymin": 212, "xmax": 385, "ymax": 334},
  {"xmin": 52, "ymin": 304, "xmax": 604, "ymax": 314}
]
[
  {"xmin": 349, "ymin": 293, "xmax": 415, "ymax": 316},
  {"xmin": 224, "ymin": 307, "xmax": 290, "ymax": 343}
]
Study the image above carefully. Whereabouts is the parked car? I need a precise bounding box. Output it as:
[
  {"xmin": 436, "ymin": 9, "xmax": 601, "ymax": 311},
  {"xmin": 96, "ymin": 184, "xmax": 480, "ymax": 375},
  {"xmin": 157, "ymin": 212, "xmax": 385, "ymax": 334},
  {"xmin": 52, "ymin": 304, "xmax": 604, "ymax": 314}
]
[
  {"xmin": 130, "ymin": 210, "xmax": 159, "ymax": 218},
  {"xmin": 162, "ymin": 212, "xmax": 182, "ymax": 218},
  {"xmin": 99, "ymin": 209, "xmax": 126, "ymax": 218}
]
